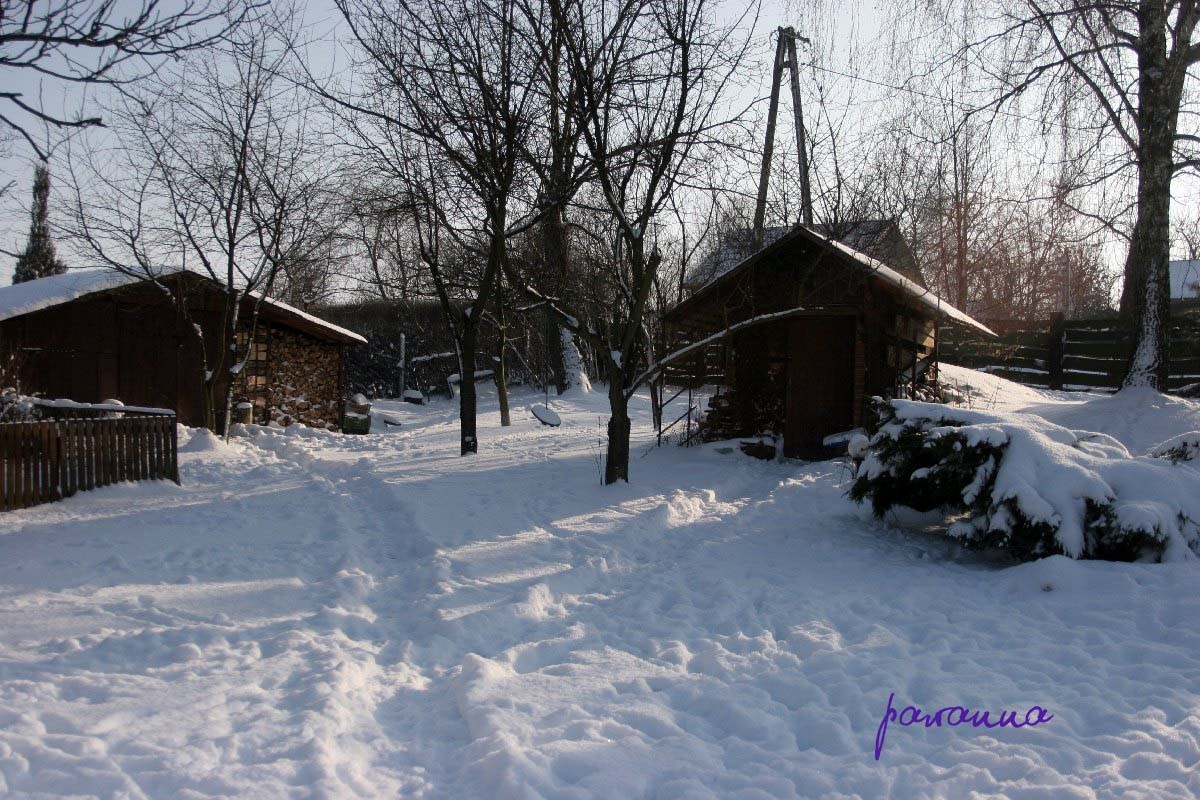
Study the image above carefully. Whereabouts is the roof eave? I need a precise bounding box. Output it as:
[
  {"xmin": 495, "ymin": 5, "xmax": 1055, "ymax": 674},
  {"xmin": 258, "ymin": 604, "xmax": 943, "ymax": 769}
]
[{"xmin": 665, "ymin": 225, "xmax": 997, "ymax": 338}]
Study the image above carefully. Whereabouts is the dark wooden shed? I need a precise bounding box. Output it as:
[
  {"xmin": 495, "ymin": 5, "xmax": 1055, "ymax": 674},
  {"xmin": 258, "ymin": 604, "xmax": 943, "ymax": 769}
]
[
  {"xmin": 662, "ymin": 221, "xmax": 994, "ymax": 457},
  {"xmin": 0, "ymin": 269, "xmax": 366, "ymax": 430}
]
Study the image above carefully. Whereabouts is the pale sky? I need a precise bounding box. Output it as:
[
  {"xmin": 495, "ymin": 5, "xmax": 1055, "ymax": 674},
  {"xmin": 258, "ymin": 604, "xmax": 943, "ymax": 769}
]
[
  {"xmin": 0, "ymin": 0, "xmax": 1169, "ymax": 287},
  {"xmin": 0, "ymin": 0, "xmax": 888, "ymax": 284}
]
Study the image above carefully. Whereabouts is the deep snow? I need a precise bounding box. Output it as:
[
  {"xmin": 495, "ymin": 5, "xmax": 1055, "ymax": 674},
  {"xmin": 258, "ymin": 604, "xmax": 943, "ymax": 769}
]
[{"xmin": 0, "ymin": 373, "xmax": 1198, "ymax": 798}]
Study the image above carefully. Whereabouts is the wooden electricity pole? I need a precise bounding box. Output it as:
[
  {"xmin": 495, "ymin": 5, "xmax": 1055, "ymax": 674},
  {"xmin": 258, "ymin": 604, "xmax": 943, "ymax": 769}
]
[{"xmin": 753, "ymin": 26, "xmax": 813, "ymax": 250}]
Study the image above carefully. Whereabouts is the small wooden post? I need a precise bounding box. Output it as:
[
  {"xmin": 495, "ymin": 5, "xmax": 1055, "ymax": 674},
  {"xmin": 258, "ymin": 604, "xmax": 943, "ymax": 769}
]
[
  {"xmin": 104, "ymin": 418, "xmax": 115, "ymax": 487},
  {"xmin": 73, "ymin": 419, "xmax": 86, "ymax": 495},
  {"xmin": 399, "ymin": 332, "xmax": 407, "ymax": 398},
  {"xmin": 15, "ymin": 422, "xmax": 25, "ymax": 509},
  {"xmin": 170, "ymin": 416, "xmax": 180, "ymax": 484},
  {"xmin": 84, "ymin": 419, "xmax": 96, "ymax": 492},
  {"xmin": 5, "ymin": 423, "xmax": 14, "ymax": 509},
  {"xmin": 1047, "ymin": 312, "xmax": 1065, "ymax": 391}
]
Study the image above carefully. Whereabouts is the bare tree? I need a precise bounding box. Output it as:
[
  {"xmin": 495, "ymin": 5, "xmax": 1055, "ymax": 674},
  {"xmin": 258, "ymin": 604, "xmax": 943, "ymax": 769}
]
[
  {"xmin": 950, "ymin": 0, "xmax": 1200, "ymax": 388},
  {"xmin": 67, "ymin": 26, "xmax": 333, "ymax": 433},
  {"xmin": 0, "ymin": 0, "xmax": 260, "ymax": 159},
  {"xmin": 511, "ymin": 0, "xmax": 754, "ymax": 483},
  {"xmin": 347, "ymin": 204, "xmax": 431, "ymax": 304},
  {"xmin": 324, "ymin": 0, "xmax": 546, "ymax": 451}
]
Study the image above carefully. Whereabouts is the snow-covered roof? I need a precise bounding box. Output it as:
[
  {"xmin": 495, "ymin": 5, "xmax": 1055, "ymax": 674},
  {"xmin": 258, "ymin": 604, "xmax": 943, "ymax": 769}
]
[
  {"xmin": 247, "ymin": 288, "xmax": 367, "ymax": 344},
  {"xmin": 817, "ymin": 231, "xmax": 996, "ymax": 336},
  {"xmin": 0, "ymin": 268, "xmax": 150, "ymax": 323},
  {"xmin": 1169, "ymin": 259, "xmax": 1200, "ymax": 299},
  {"xmin": 0, "ymin": 268, "xmax": 366, "ymax": 344},
  {"xmin": 672, "ymin": 225, "xmax": 996, "ymax": 337},
  {"xmin": 690, "ymin": 220, "xmax": 927, "ymax": 292}
]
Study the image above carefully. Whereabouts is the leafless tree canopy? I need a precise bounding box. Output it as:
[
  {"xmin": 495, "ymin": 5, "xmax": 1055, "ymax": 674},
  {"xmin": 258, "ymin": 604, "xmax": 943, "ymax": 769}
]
[
  {"xmin": 64, "ymin": 15, "xmax": 337, "ymax": 433},
  {"xmin": 0, "ymin": 0, "xmax": 259, "ymax": 158}
]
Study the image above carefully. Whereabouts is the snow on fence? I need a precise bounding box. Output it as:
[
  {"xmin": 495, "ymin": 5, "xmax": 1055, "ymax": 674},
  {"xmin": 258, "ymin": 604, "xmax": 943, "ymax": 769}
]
[{"xmin": 0, "ymin": 414, "xmax": 179, "ymax": 511}]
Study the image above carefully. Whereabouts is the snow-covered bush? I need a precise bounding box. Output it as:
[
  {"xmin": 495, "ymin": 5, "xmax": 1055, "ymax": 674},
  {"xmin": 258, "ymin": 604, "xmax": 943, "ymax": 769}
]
[
  {"xmin": 1151, "ymin": 432, "xmax": 1200, "ymax": 464},
  {"xmin": 560, "ymin": 328, "xmax": 591, "ymax": 392},
  {"xmin": 0, "ymin": 351, "xmax": 40, "ymax": 422},
  {"xmin": 0, "ymin": 387, "xmax": 39, "ymax": 422},
  {"xmin": 850, "ymin": 398, "xmax": 1200, "ymax": 562}
]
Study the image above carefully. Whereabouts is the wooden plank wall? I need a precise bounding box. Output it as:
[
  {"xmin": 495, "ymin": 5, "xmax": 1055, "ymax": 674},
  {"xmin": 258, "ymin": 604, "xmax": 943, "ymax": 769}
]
[{"xmin": 0, "ymin": 414, "xmax": 179, "ymax": 511}]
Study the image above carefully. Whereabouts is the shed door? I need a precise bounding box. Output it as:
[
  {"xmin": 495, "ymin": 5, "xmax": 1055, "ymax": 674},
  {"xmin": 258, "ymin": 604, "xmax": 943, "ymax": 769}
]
[
  {"xmin": 785, "ymin": 317, "xmax": 855, "ymax": 458},
  {"xmin": 117, "ymin": 304, "xmax": 177, "ymax": 411}
]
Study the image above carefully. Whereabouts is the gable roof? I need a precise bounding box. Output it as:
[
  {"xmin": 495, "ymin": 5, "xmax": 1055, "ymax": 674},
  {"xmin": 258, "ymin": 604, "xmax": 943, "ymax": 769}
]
[
  {"xmin": 0, "ymin": 268, "xmax": 367, "ymax": 345},
  {"xmin": 670, "ymin": 223, "xmax": 996, "ymax": 337},
  {"xmin": 689, "ymin": 219, "xmax": 926, "ymax": 291}
]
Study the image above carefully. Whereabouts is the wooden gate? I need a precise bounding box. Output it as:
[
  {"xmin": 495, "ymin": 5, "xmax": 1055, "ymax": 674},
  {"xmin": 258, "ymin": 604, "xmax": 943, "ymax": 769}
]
[{"xmin": 0, "ymin": 414, "xmax": 179, "ymax": 511}]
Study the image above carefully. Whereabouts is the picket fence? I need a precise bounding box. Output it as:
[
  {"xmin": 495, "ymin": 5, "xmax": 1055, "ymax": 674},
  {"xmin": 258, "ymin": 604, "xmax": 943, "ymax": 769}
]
[{"xmin": 0, "ymin": 414, "xmax": 179, "ymax": 512}]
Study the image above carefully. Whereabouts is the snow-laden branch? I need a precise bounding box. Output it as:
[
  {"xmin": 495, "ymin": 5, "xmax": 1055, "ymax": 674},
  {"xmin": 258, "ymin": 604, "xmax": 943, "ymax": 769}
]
[{"xmin": 625, "ymin": 307, "xmax": 831, "ymax": 400}]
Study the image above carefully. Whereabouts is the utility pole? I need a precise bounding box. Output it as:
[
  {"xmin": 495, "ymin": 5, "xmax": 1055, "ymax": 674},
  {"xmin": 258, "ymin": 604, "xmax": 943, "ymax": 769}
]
[
  {"xmin": 753, "ymin": 34, "xmax": 788, "ymax": 250},
  {"xmin": 784, "ymin": 28, "xmax": 814, "ymax": 227},
  {"xmin": 752, "ymin": 26, "xmax": 814, "ymax": 250}
]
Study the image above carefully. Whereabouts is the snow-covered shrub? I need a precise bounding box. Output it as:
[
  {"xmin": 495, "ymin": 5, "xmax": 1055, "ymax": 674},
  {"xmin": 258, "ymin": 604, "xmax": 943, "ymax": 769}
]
[
  {"xmin": 850, "ymin": 398, "xmax": 1200, "ymax": 562},
  {"xmin": 561, "ymin": 328, "xmax": 591, "ymax": 392},
  {"xmin": 0, "ymin": 388, "xmax": 39, "ymax": 422},
  {"xmin": 1151, "ymin": 432, "xmax": 1200, "ymax": 464},
  {"xmin": 0, "ymin": 351, "xmax": 40, "ymax": 422}
]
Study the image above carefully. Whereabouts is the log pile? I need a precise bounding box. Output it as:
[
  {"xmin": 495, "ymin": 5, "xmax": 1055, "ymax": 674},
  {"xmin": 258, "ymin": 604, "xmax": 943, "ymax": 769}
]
[{"xmin": 235, "ymin": 325, "xmax": 343, "ymax": 431}]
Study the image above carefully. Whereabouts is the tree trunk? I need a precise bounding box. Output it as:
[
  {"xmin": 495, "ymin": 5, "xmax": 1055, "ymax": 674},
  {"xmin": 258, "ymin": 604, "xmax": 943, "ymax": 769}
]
[
  {"xmin": 541, "ymin": 208, "xmax": 571, "ymax": 394},
  {"xmin": 496, "ymin": 292, "xmax": 511, "ymax": 427},
  {"xmin": 1120, "ymin": 161, "xmax": 1172, "ymax": 390},
  {"xmin": 220, "ymin": 287, "xmax": 241, "ymax": 437},
  {"xmin": 460, "ymin": 319, "xmax": 480, "ymax": 454},
  {"xmin": 604, "ymin": 364, "xmax": 631, "ymax": 484},
  {"xmin": 549, "ymin": 324, "xmax": 569, "ymax": 394},
  {"xmin": 204, "ymin": 377, "xmax": 217, "ymax": 432},
  {"xmin": 1121, "ymin": 13, "xmax": 1178, "ymax": 392},
  {"xmin": 649, "ymin": 378, "xmax": 662, "ymax": 431}
]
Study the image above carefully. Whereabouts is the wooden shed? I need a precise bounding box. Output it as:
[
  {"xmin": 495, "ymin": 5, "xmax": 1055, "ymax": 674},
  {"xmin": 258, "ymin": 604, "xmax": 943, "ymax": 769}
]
[
  {"xmin": 0, "ymin": 269, "xmax": 366, "ymax": 430},
  {"xmin": 662, "ymin": 221, "xmax": 995, "ymax": 458}
]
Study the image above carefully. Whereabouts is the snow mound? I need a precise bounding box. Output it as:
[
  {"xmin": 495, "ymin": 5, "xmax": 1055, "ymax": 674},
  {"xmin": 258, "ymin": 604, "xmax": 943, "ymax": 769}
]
[
  {"xmin": 939, "ymin": 362, "xmax": 1074, "ymax": 413},
  {"xmin": 1028, "ymin": 387, "xmax": 1200, "ymax": 455},
  {"xmin": 178, "ymin": 428, "xmax": 231, "ymax": 454}
]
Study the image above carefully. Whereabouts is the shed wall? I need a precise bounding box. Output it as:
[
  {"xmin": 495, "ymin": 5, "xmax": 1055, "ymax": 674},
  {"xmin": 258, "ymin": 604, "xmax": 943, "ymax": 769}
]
[{"xmin": 0, "ymin": 278, "xmax": 347, "ymax": 431}]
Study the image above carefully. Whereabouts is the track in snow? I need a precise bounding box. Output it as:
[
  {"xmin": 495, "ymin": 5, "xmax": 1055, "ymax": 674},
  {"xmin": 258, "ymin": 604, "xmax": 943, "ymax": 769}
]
[{"xmin": 0, "ymin": 384, "xmax": 1198, "ymax": 798}]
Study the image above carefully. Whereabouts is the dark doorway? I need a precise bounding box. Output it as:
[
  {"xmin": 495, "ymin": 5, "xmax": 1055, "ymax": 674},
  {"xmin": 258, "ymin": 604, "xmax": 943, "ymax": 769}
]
[{"xmin": 785, "ymin": 316, "xmax": 855, "ymax": 457}]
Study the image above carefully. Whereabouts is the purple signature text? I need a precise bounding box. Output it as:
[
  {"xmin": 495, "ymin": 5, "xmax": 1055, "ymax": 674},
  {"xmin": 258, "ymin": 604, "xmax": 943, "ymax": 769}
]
[{"xmin": 875, "ymin": 692, "xmax": 1053, "ymax": 759}]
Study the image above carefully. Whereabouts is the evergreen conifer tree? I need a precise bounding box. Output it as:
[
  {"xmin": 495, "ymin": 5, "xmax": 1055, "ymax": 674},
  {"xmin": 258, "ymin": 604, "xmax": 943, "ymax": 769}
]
[{"xmin": 13, "ymin": 165, "xmax": 67, "ymax": 284}]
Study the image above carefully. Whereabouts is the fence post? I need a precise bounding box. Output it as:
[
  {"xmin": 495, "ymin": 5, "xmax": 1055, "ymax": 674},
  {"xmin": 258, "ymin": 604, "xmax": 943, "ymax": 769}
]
[
  {"xmin": 169, "ymin": 416, "xmax": 180, "ymax": 484},
  {"xmin": 1047, "ymin": 312, "xmax": 1065, "ymax": 391}
]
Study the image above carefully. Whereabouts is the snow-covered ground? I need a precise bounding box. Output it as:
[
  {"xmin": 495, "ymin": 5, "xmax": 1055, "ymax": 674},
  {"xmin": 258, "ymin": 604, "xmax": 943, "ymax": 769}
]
[{"xmin": 1, "ymin": 371, "xmax": 1199, "ymax": 798}]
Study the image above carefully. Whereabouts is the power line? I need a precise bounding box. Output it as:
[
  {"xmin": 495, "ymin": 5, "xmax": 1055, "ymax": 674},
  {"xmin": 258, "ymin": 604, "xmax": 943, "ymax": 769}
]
[{"xmin": 793, "ymin": 57, "xmax": 1105, "ymax": 135}]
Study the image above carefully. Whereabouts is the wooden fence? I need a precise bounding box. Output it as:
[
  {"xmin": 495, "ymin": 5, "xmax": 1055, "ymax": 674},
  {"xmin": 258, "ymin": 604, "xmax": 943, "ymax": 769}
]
[
  {"xmin": 940, "ymin": 306, "xmax": 1200, "ymax": 393},
  {"xmin": 0, "ymin": 414, "xmax": 179, "ymax": 512}
]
